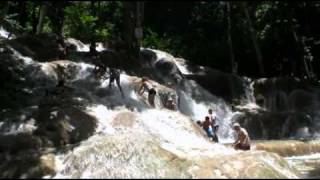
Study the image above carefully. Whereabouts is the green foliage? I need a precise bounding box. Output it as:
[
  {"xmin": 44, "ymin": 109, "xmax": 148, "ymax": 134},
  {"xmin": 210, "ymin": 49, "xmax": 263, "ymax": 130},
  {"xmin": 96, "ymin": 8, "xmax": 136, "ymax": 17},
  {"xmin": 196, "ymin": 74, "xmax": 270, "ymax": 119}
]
[
  {"xmin": 2, "ymin": 1, "xmax": 320, "ymax": 78},
  {"xmin": 63, "ymin": 2, "xmax": 121, "ymax": 43},
  {"xmin": 142, "ymin": 27, "xmax": 183, "ymax": 57}
]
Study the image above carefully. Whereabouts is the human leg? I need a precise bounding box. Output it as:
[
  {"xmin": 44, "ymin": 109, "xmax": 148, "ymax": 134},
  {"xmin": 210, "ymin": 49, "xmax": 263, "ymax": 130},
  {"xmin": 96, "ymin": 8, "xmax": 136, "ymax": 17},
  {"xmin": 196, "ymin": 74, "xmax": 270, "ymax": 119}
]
[
  {"xmin": 204, "ymin": 128, "xmax": 213, "ymax": 138},
  {"xmin": 115, "ymin": 75, "xmax": 123, "ymax": 94}
]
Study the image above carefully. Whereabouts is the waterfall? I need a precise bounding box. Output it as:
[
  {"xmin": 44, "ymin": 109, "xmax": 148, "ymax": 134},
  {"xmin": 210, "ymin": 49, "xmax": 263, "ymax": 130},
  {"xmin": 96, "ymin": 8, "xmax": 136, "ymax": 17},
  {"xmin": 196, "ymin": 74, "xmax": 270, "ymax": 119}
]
[
  {"xmin": 1, "ymin": 40, "xmax": 309, "ymax": 178},
  {"xmin": 143, "ymin": 48, "xmax": 237, "ymax": 142},
  {"xmin": 0, "ymin": 26, "xmax": 13, "ymax": 39},
  {"xmin": 65, "ymin": 38, "xmax": 107, "ymax": 52}
]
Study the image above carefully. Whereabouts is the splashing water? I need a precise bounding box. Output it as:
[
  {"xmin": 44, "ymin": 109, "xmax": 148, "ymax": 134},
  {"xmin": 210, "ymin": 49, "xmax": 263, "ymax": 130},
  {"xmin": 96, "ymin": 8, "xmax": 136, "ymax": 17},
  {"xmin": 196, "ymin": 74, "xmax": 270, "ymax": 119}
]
[
  {"xmin": 66, "ymin": 38, "xmax": 107, "ymax": 52},
  {"xmin": 146, "ymin": 48, "xmax": 236, "ymax": 143},
  {"xmin": 0, "ymin": 26, "xmax": 13, "ymax": 39},
  {"xmin": 5, "ymin": 44, "xmax": 288, "ymax": 178},
  {"xmin": 6, "ymin": 45, "xmax": 34, "ymax": 65}
]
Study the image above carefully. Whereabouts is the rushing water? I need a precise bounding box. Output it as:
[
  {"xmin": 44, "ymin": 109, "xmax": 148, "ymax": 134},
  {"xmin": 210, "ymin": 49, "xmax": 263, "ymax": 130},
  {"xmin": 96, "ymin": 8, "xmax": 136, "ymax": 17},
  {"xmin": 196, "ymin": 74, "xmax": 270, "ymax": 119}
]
[
  {"xmin": 3, "ymin": 37, "xmax": 320, "ymax": 178},
  {"xmin": 65, "ymin": 38, "xmax": 107, "ymax": 52},
  {"xmin": 0, "ymin": 26, "xmax": 14, "ymax": 39},
  {"xmin": 285, "ymin": 153, "xmax": 320, "ymax": 178}
]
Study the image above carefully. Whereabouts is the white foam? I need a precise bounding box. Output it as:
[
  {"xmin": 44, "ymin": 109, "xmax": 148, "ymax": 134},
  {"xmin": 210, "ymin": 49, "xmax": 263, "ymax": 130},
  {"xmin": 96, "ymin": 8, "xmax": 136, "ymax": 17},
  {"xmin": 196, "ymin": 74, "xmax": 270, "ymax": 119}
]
[
  {"xmin": 66, "ymin": 38, "xmax": 108, "ymax": 52},
  {"xmin": 6, "ymin": 45, "xmax": 34, "ymax": 65},
  {"xmin": 0, "ymin": 26, "xmax": 13, "ymax": 39},
  {"xmin": 285, "ymin": 153, "xmax": 320, "ymax": 160}
]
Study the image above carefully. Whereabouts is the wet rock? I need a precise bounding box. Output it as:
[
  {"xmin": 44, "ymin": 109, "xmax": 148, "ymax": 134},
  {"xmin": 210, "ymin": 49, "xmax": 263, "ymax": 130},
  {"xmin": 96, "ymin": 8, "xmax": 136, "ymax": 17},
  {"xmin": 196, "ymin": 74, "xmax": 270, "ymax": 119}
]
[
  {"xmin": 254, "ymin": 140, "xmax": 320, "ymax": 157},
  {"xmin": 253, "ymin": 77, "xmax": 320, "ymax": 112},
  {"xmin": 191, "ymin": 151, "xmax": 299, "ymax": 178},
  {"xmin": 288, "ymin": 89, "xmax": 318, "ymax": 112},
  {"xmin": 7, "ymin": 34, "xmax": 61, "ymax": 61},
  {"xmin": 185, "ymin": 68, "xmax": 246, "ymax": 103},
  {"xmin": 0, "ymin": 133, "xmax": 42, "ymax": 153},
  {"xmin": 112, "ymin": 111, "xmax": 138, "ymax": 128},
  {"xmin": 236, "ymin": 111, "xmax": 313, "ymax": 139},
  {"xmin": 35, "ymin": 103, "xmax": 97, "ymax": 147},
  {"xmin": 0, "ymin": 152, "xmax": 55, "ymax": 178}
]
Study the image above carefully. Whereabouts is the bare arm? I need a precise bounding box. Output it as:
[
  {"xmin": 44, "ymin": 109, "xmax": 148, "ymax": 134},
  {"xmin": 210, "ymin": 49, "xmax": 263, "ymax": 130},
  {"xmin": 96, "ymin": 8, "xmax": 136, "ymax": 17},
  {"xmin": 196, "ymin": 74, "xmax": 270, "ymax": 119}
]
[{"xmin": 234, "ymin": 131, "xmax": 246, "ymax": 145}]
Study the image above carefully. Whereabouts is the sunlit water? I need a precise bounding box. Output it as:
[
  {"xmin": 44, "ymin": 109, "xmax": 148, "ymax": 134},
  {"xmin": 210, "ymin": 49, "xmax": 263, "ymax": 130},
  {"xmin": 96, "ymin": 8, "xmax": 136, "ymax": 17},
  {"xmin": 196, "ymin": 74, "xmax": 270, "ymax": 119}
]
[
  {"xmin": 65, "ymin": 38, "xmax": 107, "ymax": 52},
  {"xmin": 0, "ymin": 26, "xmax": 13, "ymax": 39},
  {"xmin": 285, "ymin": 153, "xmax": 320, "ymax": 178},
  {"xmin": 3, "ymin": 39, "xmax": 319, "ymax": 178}
]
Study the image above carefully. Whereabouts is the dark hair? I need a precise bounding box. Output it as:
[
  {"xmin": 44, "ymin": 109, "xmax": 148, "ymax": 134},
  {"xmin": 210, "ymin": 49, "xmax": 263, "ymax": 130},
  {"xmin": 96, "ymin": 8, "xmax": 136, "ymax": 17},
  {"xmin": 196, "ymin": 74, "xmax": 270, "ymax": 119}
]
[{"xmin": 205, "ymin": 116, "xmax": 210, "ymax": 120}]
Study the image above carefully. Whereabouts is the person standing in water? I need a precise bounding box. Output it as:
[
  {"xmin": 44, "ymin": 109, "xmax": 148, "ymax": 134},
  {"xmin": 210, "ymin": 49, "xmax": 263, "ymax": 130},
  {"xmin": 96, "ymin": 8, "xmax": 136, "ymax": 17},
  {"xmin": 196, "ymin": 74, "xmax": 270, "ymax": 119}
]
[
  {"xmin": 138, "ymin": 77, "xmax": 157, "ymax": 107},
  {"xmin": 108, "ymin": 68, "xmax": 124, "ymax": 97},
  {"xmin": 199, "ymin": 116, "xmax": 214, "ymax": 140},
  {"xmin": 208, "ymin": 108, "xmax": 219, "ymax": 142},
  {"xmin": 232, "ymin": 123, "xmax": 251, "ymax": 150}
]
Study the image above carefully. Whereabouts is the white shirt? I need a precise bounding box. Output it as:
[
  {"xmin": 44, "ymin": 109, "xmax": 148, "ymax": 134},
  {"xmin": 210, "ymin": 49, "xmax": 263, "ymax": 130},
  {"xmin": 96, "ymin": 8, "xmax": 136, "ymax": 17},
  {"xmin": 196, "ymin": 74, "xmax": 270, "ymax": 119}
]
[{"xmin": 209, "ymin": 113, "xmax": 219, "ymax": 126}]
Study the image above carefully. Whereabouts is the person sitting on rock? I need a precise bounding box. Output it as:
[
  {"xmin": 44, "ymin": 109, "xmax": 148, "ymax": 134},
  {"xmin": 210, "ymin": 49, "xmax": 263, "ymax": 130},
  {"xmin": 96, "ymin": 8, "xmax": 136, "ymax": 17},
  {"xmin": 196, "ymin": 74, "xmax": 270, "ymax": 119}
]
[
  {"xmin": 199, "ymin": 116, "xmax": 214, "ymax": 141},
  {"xmin": 108, "ymin": 68, "xmax": 124, "ymax": 96},
  {"xmin": 232, "ymin": 123, "xmax": 251, "ymax": 151},
  {"xmin": 138, "ymin": 77, "xmax": 157, "ymax": 108}
]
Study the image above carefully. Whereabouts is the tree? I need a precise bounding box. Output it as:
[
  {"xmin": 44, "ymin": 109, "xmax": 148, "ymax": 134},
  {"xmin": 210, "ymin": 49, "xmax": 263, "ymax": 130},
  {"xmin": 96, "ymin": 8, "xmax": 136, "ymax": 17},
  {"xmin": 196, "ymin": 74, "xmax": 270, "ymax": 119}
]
[
  {"xmin": 122, "ymin": 1, "xmax": 144, "ymax": 60},
  {"xmin": 47, "ymin": 2, "xmax": 66, "ymax": 38},
  {"xmin": 90, "ymin": 1, "xmax": 97, "ymax": 54},
  {"xmin": 0, "ymin": 1, "xmax": 10, "ymax": 19},
  {"xmin": 36, "ymin": 2, "xmax": 48, "ymax": 35},
  {"xmin": 226, "ymin": 2, "xmax": 236, "ymax": 74},
  {"xmin": 17, "ymin": 1, "xmax": 27, "ymax": 29},
  {"xmin": 242, "ymin": 2, "xmax": 265, "ymax": 76}
]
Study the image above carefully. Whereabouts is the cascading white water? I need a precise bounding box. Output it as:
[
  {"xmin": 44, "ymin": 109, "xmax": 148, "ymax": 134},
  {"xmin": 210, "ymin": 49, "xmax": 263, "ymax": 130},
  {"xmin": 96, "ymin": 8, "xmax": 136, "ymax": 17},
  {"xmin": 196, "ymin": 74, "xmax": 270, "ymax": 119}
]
[
  {"xmin": 6, "ymin": 45, "xmax": 34, "ymax": 65},
  {"xmin": 144, "ymin": 48, "xmax": 237, "ymax": 143},
  {"xmin": 65, "ymin": 38, "xmax": 107, "ymax": 52},
  {"xmin": 2, "ymin": 40, "xmax": 307, "ymax": 178},
  {"xmin": 50, "ymin": 60, "xmax": 237, "ymax": 178},
  {"xmin": 0, "ymin": 26, "xmax": 13, "ymax": 39}
]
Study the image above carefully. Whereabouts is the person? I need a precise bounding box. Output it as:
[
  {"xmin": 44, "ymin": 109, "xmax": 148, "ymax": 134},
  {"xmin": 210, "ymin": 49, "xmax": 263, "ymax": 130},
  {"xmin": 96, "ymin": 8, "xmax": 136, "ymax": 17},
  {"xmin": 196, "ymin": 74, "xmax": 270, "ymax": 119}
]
[
  {"xmin": 232, "ymin": 123, "xmax": 251, "ymax": 151},
  {"xmin": 57, "ymin": 38, "xmax": 67, "ymax": 59},
  {"xmin": 165, "ymin": 97, "xmax": 176, "ymax": 110},
  {"xmin": 208, "ymin": 108, "xmax": 219, "ymax": 142},
  {"xmin": 199, "ymin": 116, "xmax": 214, "ymax": 140},
  {"xmin": 93, "ymin": 58, "xmax": 106, "ymax": 80},
  {"xmin": 108, "ymin": 68, "xmax": 124, "ymax": 96},
  {"xmin": 138, "ymin": 77, "xmax": 157, "ymax": 107}
]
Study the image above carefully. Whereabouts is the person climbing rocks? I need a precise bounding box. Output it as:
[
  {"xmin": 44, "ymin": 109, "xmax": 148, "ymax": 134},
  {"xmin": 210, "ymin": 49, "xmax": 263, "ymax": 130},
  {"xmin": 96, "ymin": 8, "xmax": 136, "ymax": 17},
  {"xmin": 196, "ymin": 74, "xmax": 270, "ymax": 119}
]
[
  {"xmin": 108, "ymin": 68, "xmax": 124, "ymax": 97},
  {"xmin": 208, "ymin": 108, "xmax": 219, "ymax": 142},
  {"xmin": 138, "ymin": 77, "xmax": 157, "ymax": 107},
  {"xmin": 199, "ymin": 116, "xmax": 214, "ymax": 140},
  {"xmin": 232, "ymin": 123, "xmax": 251, "ymax": 151}
]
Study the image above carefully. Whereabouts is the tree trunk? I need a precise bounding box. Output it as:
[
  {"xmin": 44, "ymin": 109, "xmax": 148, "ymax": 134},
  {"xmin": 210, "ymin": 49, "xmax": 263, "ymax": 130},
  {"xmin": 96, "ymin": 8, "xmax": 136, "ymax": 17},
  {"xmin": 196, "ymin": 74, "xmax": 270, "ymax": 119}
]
[
  {"xmin": 226, "ymin": 2, "xmax": 236, "ymax": 74},
  {"xmin": 18, "ymin": 1, "xmax": 27, "ymax": 28},
  {"xmin": 288, "ymin": 8, "xmax": 311, "ymax": 79},
  {"xmin": 122, "ymin": 2, "xmax": 143, "ymax": 60},
  {"xmin": 90, "ymin": 1, "xmax": 96, "ymax": 55},
  {"xmin": 36, "ymin": 3, "xmax": 47, "ymax": 35},
  {"xmin": 243, "ymin": 2, "xmax": 265, "ymax": 76},
  {"xmin": 47, "ymin": 2, "xmax": 65, "ymax": 38},
  {"xmin": 31, "ymin": 3, "xmax": 38, "ymax": 34},
  {"xmin": 0, "ymin": 1, "xmax": 9, "ymax": 18}
]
